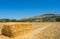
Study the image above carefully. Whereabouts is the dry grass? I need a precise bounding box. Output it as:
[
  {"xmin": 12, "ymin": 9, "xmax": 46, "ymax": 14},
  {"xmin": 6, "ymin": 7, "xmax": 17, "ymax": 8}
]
[
  {"xmin": 37, "ymin": 22, "xmax": 60, "ymax": 39},
  {"xmin": 0, "ymin": 22, "xmax": 60, "ymax": 39}
]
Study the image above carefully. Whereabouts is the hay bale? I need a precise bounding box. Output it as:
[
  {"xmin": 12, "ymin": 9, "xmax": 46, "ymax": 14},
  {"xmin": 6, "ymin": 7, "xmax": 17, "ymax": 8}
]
[
  {"xmin": 0, "ymin": 25, "xmax": 3, "ymax": 34},
  {"xmin": 2, "ymin": 25, "xmax": 12, "ymax": 37},
  {"xmin": 2, "ymin": 23, "xmax": 32, "ymax": 37}
]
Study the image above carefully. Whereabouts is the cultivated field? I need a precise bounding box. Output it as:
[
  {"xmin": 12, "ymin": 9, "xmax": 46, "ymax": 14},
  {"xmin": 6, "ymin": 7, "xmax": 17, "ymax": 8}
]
[{"xmin": 0, "ymin": 22, "xmax": 60, "ymax": 39}]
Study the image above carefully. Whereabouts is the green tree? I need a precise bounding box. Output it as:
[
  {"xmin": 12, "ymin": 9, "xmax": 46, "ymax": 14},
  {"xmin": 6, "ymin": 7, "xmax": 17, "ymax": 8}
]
[{"xmin": 56, "ymin": 18, "xmax": 60, "ymax": 22}]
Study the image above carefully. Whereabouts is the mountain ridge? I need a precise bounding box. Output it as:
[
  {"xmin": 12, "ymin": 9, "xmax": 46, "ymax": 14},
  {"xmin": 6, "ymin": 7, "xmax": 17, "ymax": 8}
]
[
  {"xmin": 20, "ymin": 14, "xmax": 60, "ymax": 22},
  {"xmin": 0, "ymin": 14, "xmax": 60, "ymax": 22}
]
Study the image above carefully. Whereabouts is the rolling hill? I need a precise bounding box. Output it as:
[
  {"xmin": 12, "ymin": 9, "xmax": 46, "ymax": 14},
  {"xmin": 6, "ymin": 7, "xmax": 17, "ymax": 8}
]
[
  {"xmin": 19, "ymin": 14, "xmax": 60, "ymax": 22},
  {"xmin": 0, "ymin": 14, "xmax": 60, "ymax": 22}
]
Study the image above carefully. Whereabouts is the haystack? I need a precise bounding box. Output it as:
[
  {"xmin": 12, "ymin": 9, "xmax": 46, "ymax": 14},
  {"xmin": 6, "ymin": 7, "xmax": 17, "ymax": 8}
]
[{"xmin": 2, "ymin": 23, "xmax": 32, "ymax": 37}]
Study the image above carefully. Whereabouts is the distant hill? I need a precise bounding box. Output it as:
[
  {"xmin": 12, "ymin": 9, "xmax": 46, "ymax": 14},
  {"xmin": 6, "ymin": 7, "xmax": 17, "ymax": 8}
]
[
  {"xmin": 0, "ymin": 14, "xmax": 60, "ymax": 22},
  {"xmin": 32, "ymin": 14, "xmax": 58, "ymax": 18},
  {"xmin": 19, "ymin": 14, "xmax": 60, "ymax": 22}
]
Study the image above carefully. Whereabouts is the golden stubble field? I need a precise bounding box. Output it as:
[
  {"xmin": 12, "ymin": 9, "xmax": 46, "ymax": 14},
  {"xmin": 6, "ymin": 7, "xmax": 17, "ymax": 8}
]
[{"xmin": 0, "ymin": 22, "xmax": 60, "ymax": 39}]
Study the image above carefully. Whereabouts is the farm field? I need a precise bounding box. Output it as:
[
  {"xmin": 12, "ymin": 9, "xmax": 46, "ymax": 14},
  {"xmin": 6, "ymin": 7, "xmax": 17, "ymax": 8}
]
[{"xmin": 0, "ymin": 22, "xmax": 60, "ymax": 39}]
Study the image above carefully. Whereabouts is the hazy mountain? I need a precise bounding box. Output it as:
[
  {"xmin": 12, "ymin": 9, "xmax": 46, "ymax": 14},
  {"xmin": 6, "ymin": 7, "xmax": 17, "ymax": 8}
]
[
  {"xmin": 19, "ymin": 14, "xmax": 60, "ymax": 22},
  {"xmin": 32, "ymin": 14, "xmax": 60, "ymax": 18},
  {"xmin": 0, "ymin": 14, "xmax": 60, "ymax": 22}
]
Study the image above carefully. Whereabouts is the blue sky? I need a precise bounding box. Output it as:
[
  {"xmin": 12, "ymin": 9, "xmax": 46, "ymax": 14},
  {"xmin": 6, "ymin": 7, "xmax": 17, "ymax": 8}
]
[{"xmin": 0, "ymin": 0, "xmax": 60, "ymax": 19}]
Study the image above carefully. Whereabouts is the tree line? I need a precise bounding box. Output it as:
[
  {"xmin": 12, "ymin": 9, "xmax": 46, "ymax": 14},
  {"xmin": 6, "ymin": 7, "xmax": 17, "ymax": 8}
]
[{"xmin": 0, "ymin": 16, "xmax": 60, "ymax": 22}]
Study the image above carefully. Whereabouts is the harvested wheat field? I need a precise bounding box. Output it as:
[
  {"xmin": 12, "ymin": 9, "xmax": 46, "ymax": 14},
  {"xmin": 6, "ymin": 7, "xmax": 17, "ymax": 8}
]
[{"xmin": 0, "ymin": 22, "xmax": 60, "ymax": 39}]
